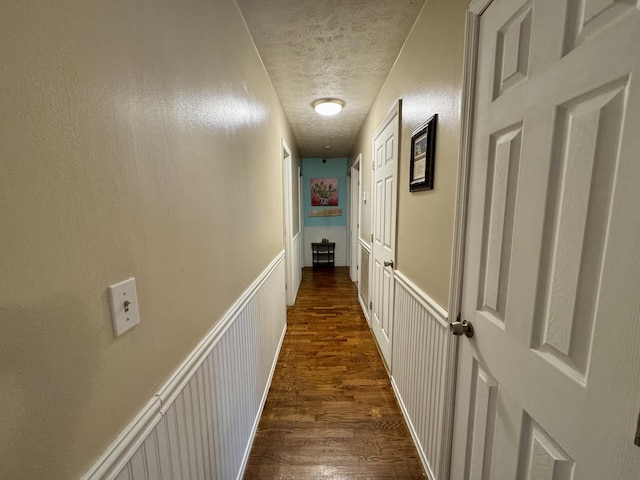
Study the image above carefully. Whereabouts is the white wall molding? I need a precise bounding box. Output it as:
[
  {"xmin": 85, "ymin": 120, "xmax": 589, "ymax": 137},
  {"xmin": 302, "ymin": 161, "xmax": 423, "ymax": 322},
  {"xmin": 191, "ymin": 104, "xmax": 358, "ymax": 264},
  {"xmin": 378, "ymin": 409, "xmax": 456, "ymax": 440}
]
[
  {"xmin": 357, "ymin": 239, "xmax": 372, "ymax": 325},
  {"xmin": 291, "ymin": 231, "xmax": 302, "ymax": 302},
  {"xmin": 391, "ymin": 271, "xmax": 450, "ymax": 480},
  {"xmin": 358, "ymin": 237, "xmax": 371, "ymax": 253},
  {"xmin": 469, "ymin": 0, "xmax": 492, "ymax": 15},
  {"xmin": 83, "ymin": 252, "xmax": 287, "ymax": 480},
  {"xmin": 358, "ymin": 295, "xmax": 371, "ymax": 325},
  {"xmin": 394, "ymin": 271, "xmax": 448, "ymax": 327},
  {"xmin": 157, "ymin": 252, "xmax": 285, "ymax": 412},
  {"xmin": 82, "ymin": 398, "xmax": 163, "ymax": 480}
]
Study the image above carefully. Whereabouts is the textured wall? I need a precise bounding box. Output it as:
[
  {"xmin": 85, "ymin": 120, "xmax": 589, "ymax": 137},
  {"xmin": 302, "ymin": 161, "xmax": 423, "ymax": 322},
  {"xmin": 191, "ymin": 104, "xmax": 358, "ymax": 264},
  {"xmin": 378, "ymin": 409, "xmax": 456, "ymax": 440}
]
[
  {"xmin": 0, "ymin": 0, "xmax": 298, "ymax": 478},
  {"xmin": 351, "ymin": 0, "xmax": 468, "ymax": 308}
]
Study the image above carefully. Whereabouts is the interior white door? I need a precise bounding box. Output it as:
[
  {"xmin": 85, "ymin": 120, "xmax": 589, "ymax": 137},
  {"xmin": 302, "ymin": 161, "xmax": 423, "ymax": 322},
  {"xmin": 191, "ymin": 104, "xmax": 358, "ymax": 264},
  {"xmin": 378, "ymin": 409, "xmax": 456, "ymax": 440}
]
[
  {"xmin": 451, "ymin": 1, "xmax": 640, "ymax": 479},
  {"xmin": 281, "ymin": 138, "xmax": 295, "ymax": 306},
  {"xmin": 371, "ymin": 104, "xmax": 400, "ymax": 367},
  {"xmin": 350, "ymin": 160, "xmax": 361, "ymax": 282}
]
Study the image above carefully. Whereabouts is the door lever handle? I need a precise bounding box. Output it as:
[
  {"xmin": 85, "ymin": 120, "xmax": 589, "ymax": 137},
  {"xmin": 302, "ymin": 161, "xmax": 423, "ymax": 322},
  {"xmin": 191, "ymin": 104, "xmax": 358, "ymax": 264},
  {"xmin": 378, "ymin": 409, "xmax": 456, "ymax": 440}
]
[{"xmin": 384, "ymin": 260, "xmax": 394, "ymax": 268}]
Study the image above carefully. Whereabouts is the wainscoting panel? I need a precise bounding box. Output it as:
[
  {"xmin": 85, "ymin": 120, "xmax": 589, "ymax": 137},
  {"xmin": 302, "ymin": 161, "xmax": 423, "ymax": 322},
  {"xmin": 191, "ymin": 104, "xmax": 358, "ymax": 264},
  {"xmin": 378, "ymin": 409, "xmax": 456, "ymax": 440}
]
[
  {"xmin": 85, "ymin": 254, "xmax": 287, "ymax": 480},
  {"xmin": 392, "ymin": 271, "xmax": 450, "ymax": 480},
  {"xmin": 291, "ymin": 231, "xmax": 302, "ymax": 303},
  {"xmin": 358, "ymin": 239, "xmax": 371, "ymax": 325}
]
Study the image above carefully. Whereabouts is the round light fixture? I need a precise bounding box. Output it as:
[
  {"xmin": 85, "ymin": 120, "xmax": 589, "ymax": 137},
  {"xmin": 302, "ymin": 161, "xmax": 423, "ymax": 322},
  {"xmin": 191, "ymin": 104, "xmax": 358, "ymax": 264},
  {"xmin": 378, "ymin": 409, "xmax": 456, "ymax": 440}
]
[{"xmin": 313, "ymin": 98, "xmax": 344, "ymax": 116}]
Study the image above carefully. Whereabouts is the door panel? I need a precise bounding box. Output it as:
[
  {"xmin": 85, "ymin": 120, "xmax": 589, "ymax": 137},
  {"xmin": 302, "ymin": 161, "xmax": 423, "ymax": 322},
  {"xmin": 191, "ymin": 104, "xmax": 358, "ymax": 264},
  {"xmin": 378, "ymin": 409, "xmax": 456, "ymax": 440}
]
[
  {"xmin": 466, "ymin": 361, "xmax": 498, "ymax": 480},
  {"xmin": 452, "ymin": 1, "xmax": 640, "ymax": 479},
  {"xmin": 479, "ymin": 122, "xmax": 522, "ymax": 322},
  {"xmin": 533, "ymin": 79, "xmax": 627, "ymax": 383},
  {"xmin": 371, "ymin": 105, "xmax": 399, "ymax": 367}
]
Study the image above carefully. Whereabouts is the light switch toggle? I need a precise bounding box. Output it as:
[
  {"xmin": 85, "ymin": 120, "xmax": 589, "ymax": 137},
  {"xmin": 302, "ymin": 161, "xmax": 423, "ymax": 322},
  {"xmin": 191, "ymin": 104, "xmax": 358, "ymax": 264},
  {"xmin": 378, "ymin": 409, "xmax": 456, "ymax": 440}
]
[{"xmin": 108, "ymin": 278, "xmax": 141, "ymax": 336}]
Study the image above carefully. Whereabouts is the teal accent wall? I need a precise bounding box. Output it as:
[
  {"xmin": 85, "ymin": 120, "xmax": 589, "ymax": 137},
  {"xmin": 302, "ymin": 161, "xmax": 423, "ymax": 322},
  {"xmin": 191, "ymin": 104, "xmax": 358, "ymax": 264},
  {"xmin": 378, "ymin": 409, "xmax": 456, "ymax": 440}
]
[{"xmin": 302, "ymin": 157, "xmax": 348, "ymax": 227}]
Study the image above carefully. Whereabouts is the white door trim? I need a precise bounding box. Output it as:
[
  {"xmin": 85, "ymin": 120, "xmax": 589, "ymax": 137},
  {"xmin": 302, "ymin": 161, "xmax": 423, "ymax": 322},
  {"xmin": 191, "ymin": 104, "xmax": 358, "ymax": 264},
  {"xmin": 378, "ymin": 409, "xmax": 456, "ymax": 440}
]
[
  {"xmin": 446, "ymin": 1, "xmax": 494, "ymax": 476},
  {"xmin": 281, "ymin": 138, "xmax": 295, "ymax": 306},
  {"xmin": 350, "ymin": 155, "xmax": 361, "ymax": 282},
  {"xmin": 298, "ymin": 165, "xmax": 303, "ymax": 277}
]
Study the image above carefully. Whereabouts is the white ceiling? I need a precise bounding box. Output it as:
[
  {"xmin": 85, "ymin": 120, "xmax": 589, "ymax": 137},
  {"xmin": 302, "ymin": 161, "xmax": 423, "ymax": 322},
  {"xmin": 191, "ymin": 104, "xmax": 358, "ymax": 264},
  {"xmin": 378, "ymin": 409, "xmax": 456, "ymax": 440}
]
[{"xmin": 236, "ymin": 0, "xmax": 426, "ymax": 158}]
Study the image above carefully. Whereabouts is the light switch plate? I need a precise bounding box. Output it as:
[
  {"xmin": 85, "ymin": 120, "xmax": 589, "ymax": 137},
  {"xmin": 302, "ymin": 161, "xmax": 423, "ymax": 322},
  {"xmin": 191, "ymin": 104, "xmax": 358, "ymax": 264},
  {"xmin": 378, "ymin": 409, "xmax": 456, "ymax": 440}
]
[{"xmin": 108, "ymin": 277, "xmax": 140, "ymax": 336}]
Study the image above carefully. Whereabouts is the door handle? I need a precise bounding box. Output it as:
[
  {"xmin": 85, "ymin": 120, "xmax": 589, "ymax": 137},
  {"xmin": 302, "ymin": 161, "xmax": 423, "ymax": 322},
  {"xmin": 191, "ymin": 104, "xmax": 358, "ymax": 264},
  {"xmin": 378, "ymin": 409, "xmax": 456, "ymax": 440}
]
[
  {"xmin": 450, "ymin": 319, "xmax": 474, "ymax": 338},
  {"xmin": 384, "ymin": 260, "xmax": 394, "ymax": 268}
]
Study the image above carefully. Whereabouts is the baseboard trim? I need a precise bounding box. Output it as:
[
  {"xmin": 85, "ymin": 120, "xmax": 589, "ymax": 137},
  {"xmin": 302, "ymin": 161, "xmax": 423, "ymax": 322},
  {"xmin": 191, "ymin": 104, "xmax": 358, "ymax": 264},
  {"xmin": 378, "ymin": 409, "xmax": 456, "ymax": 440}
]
[
  {"xmin": 391, "ymin": 376, "xmax": 437, "ymax": 480},
  {"xmin": 358, "ymin": 294, "xmax": 371, "ymax": 325}
]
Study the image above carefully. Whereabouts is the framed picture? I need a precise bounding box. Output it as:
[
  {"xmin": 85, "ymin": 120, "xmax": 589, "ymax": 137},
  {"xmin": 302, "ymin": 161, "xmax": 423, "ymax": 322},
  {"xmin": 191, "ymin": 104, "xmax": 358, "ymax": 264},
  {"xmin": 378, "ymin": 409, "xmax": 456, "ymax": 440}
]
[
  {"xmin": 310, "ymin": 178, "xmax": 339, "ymax": 206},
  {"xmin": 409, "ymin": 114, "xmax": 437, "ymax": 191}
]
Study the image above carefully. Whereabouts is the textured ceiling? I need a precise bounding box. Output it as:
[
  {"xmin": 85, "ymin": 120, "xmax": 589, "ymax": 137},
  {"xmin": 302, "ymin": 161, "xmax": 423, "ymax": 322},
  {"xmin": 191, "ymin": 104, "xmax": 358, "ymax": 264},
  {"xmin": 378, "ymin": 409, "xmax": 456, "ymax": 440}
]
[{"xmin": 236, "ymin": 0, "xmax": 425, "ymax": 157}]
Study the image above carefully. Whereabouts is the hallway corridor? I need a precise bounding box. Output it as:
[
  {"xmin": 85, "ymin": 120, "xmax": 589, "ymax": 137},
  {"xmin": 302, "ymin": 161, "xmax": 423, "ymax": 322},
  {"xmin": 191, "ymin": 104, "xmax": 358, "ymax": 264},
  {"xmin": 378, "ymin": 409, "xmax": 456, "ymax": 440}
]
[{"xmin": 243, "ymin": 267, "xmax": 426, "ymax": 479}]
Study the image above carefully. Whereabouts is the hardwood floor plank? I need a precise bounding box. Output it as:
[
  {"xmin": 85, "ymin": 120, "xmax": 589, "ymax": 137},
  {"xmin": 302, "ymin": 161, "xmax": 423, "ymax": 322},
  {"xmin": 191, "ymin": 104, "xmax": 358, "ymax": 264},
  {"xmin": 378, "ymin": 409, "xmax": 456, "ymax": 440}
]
[{"xmin": 243, "ymin": 267, "xmax": 426, "ymax": 479}]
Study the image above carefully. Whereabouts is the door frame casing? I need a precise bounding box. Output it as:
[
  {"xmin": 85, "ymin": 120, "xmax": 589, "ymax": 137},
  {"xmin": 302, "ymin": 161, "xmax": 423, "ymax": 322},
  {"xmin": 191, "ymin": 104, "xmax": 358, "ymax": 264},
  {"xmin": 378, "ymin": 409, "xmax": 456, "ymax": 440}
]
[
  {"xmin": 350, "ymin": 155, "xmax": 362, "ymax": 282},
  {"xmin": 446, "ymin": 0, "xmax": 494, "ymax": 477},
  {"xmin": 281, "ymin": 137, "xmax": 296, "ymax": 306}
]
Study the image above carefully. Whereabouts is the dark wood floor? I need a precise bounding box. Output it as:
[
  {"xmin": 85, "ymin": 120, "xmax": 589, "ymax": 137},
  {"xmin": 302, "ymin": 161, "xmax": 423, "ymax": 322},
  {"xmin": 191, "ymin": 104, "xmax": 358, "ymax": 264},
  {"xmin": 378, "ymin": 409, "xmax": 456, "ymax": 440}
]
[{"xmin": 243, "ymin": 267, "xmax": 426, "ymax": 480}]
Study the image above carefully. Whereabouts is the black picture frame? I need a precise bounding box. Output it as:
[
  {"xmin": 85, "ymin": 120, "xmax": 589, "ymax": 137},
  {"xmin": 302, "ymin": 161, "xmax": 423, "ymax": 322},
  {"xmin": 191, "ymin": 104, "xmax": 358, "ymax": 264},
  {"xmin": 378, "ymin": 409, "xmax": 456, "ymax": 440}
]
[{"xmin": 409, "ymin": 114, "xmax": 437, "ymax": 192}]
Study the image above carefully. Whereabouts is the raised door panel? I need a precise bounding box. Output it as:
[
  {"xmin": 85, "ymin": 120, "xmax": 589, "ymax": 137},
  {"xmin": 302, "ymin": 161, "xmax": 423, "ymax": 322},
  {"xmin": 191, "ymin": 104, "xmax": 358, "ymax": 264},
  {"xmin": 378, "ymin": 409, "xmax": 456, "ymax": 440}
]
[{"xmin": 533, "ymin": 78, "xmax": 628, "ymax": 383}]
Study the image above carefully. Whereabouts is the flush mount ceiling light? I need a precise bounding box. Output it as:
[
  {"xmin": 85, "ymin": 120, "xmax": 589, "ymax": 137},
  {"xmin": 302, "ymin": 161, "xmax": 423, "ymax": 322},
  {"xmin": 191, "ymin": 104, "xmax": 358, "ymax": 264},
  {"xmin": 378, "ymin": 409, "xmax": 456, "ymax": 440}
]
[{"xmin": 313, "ymin": 98, "xmax": 344, "ymax": 116}]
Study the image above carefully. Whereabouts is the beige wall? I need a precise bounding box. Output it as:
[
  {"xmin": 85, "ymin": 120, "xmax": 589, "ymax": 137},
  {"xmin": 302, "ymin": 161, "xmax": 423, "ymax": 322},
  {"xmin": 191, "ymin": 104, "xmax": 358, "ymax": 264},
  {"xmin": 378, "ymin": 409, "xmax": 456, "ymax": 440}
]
[
  {"xmin": 0, "ymin": 1, "xmax": 298, "ymax": 478},
  {"xmin": 351, "ymin": 0, "xmax": 467, "ymax": 308}
]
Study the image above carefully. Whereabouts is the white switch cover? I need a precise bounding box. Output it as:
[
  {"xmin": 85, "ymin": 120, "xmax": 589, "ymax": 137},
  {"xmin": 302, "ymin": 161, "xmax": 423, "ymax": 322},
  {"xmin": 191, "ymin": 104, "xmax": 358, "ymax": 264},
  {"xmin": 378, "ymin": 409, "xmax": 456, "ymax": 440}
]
[{"xmin": 108, "ymin": 277, "xmax": 140, "ymax": 336}]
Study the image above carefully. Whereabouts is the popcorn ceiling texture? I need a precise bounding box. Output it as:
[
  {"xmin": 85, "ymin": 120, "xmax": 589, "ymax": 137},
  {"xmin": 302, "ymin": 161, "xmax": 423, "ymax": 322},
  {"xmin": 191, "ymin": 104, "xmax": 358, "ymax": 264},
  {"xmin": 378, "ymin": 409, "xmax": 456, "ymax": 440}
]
[{"xmin": 237, "ymin": 0, "xmax": 425, "ymax": 157}]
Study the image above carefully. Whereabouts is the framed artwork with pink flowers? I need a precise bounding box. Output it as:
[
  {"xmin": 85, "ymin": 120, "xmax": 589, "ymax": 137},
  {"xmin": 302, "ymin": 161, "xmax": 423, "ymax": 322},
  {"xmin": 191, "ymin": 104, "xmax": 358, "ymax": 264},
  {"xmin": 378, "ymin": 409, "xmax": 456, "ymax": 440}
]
[{"xmin": 310, "ymin": 178, "xmax": 339, "ymax": 206}]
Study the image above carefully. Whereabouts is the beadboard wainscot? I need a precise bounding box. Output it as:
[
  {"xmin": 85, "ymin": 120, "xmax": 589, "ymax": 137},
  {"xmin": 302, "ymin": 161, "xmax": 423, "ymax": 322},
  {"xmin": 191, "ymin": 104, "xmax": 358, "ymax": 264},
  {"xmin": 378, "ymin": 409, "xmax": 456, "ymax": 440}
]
[
  {"xmin": 291, "ymin": 231, "xmax": 303, "ymax": 302},
  {"xmin": 391, "ymin": 270, "xmax": 451, "ymax": 480},
  {"xmin": 83, "ymin": 253, "xmax": 287, "ymax": 480},
  {"xmin": 358, "ymin": 238, "xmax": 371, "ymax": 326}
]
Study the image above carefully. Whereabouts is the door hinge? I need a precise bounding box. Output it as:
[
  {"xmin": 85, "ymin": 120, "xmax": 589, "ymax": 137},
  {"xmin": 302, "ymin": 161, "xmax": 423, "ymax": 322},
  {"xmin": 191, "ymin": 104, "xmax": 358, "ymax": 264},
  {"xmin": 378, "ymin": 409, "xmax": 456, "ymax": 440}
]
[
  {"xmin": 371, "ymin": 233, "xmax": 373, "ymax": 242},
  {"xmin": 369, "ymin": 301, "xmax": 373, "ymax": 310}
]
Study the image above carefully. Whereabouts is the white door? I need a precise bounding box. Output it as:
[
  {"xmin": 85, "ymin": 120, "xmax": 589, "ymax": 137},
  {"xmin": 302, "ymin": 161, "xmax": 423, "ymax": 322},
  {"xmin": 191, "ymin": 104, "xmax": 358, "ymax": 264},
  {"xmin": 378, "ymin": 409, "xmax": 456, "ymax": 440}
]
[
  {"xmin": 281, "ymin": 138, "xmax": 295, "ymax": 306},
  {"xmin": 371, "ymin": 103, "xmax": 400, "ymax": 367},
  {"xmin": 350, "ymin": 158, "xmax": 361, "ymax": 282},
  {"xmin": 451, "ymin": 1, "xmax": 640, "ymax": 479}
]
